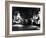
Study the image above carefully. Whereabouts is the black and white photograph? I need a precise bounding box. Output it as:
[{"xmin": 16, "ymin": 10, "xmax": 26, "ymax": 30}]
[
  {"xmin": 12, "ymin": 7, "xmax": 40, "ymax": 31},
  {"xmin": 8, "ymin": 2, "xmax": 44, "ymax": 35}
]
